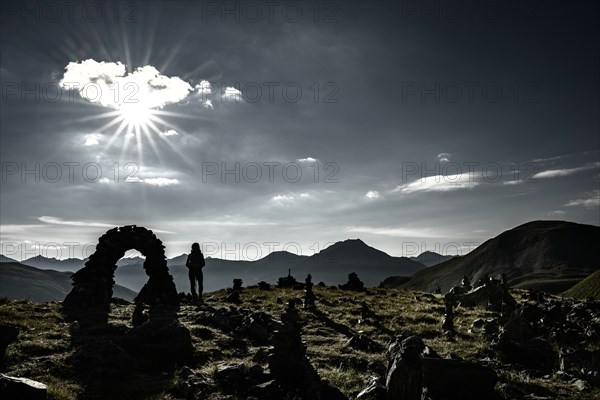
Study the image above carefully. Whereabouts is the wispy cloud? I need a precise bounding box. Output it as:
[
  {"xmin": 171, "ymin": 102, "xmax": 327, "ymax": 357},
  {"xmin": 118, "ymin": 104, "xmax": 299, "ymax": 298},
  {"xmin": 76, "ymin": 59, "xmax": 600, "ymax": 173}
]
[
  {"xmin": 39, "ymin": 216, "xmax": 115, "ymax": 228},
  {"xmin": 532, "ymin": 162, "xmax": 599, "ymax": 179},
  {"xmin": 392, "ymin": 174, "xmax": 479, "ymax": 193},
  {"xmin": 437, "ymin": 153, "xmax": 451, "ymax": 162},
  {"xmin": 347, "ymin": 226, "xmax": 445, "ymax": 238},
  {"xmin": 38, "ymin": 216, "xmax": 175, "ymax": 234},
  {"xmin": 564, "ymin": 191, "xmax": 600, "ymax": 208}
]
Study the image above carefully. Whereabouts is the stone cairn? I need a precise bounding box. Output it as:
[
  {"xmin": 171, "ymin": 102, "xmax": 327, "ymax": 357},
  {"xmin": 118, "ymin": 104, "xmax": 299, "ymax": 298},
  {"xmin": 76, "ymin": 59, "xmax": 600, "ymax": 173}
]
[
  {"xmin": 339, "ymin": 272, "xmax": 365, "ymax": 291},
  {"xmin": 441, "ymin": 293, "xmax": 456, "ymax": 340},
  {"xmin": 62, "ymin": 225, "xmax": 191, "ymax": 368},
  {"xmin": 303, "ymin": 274, "xmax": 316, "ymax": 311},
  {"xmin": 269, "ymin": 300, "xmax": 319, "ymax": 389},
  {"xmin": 226, "ymin": 279, "xmax": 243, "ymax": 303},
  {"xmin": 63, "ymin": 225, "xmax": 180, "ymax": 327},
  {"xmin": 461, "ymin": 275, "xmax": 472, "ymax": 292},
  {"xmin": 277, "ymin": 269, "xmax": 301, "ymax": 289},
  {"xmin": 268, "ymin": 300, "xmax": 347, "ymax": 399},
  {"xmin": 360, "ymin": 300, "xmax": 376, "ymax": 323}
]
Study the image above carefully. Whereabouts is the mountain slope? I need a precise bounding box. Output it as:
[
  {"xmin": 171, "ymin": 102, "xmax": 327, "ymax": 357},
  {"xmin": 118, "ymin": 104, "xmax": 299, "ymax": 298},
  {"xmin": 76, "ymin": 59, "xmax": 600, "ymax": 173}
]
[
  {"xmin": 563, "ymin": 269, "xmax": 600, "ymax": 300},
  {"xmin": 410, "ymin": 251, "xmax": 455, "ymax": 267},
  {"xmin": 20, "ymin": 256, "xmax": 86, "ymax": 272},
  {"xmin": 400, "ymin": 220, "xmax": 600, "ymax": 294},
  {"xmin": 0, "ymin": 262, "xmax": 136, "ymax": 302},
  {"xmin": 0, "ymin": 254, "xmax": 18, "ymax": 263}
]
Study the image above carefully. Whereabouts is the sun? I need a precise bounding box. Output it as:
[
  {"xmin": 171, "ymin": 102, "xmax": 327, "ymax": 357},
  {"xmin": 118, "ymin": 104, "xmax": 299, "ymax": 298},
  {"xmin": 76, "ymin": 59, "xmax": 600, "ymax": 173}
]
[{"xmin": 118, "ymin": 102, "xmax": 154, "ymax": 130}]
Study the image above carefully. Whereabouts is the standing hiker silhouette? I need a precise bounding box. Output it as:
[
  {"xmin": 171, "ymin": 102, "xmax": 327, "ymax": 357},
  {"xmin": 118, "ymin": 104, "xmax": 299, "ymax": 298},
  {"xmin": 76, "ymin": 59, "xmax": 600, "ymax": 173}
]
[{"xmin": 186, "ymin": 242, "xmax": 205, "ymax": 303}]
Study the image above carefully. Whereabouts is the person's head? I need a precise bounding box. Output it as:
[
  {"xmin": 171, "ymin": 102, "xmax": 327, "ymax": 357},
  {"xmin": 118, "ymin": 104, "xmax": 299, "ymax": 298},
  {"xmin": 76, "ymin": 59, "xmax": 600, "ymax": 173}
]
[{"xmin": 191, "ymin": 242, "xmax": 201, "ymax": 252}]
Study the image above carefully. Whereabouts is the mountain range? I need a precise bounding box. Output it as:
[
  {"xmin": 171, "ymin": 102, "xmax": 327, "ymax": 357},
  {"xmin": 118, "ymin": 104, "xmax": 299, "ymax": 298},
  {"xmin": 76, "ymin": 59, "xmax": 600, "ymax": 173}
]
[
  {"xmin": 2, "ymin": 220, "xmax": 599, "ymax": 299},
  {"xmin": 1, "ymin": 239, "xmax": 428, "ymax": 296}
]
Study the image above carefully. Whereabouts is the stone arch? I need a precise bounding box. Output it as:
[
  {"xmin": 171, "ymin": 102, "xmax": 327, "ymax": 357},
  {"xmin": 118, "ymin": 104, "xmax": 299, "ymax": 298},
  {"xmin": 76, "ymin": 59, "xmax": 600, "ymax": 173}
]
[{"xmin": 63, "ymin": 225, "xmax": 179, "ymax": 326}]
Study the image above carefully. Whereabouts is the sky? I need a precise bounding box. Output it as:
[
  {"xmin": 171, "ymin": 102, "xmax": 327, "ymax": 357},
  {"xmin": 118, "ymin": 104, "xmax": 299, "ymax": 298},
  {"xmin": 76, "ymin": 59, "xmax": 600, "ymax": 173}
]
[{"xmin": 0, "ymin": 1, "xmax": 599, "ymax": 261}]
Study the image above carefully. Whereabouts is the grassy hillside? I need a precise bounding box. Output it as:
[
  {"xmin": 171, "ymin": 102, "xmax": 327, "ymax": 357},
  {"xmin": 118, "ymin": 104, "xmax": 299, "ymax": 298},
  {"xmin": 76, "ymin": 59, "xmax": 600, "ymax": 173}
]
[
  {"xmin": 564, "ymin": 269, "xmax": 600, "ymax": 300},
  {"xmin": 0, "ymin": 263, "xmax": 136, "ymax": 302},
  {"xmin": 1, "ymin": 286, "xmax": 598, "ymax": 399}
]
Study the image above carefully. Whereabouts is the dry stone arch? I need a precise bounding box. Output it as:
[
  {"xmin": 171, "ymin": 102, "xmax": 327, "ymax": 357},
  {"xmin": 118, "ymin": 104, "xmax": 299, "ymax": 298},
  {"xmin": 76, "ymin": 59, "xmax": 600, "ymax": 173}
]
[{"xmin": 63, "ymin": 225, "xmax": 179, "ymax": 326}]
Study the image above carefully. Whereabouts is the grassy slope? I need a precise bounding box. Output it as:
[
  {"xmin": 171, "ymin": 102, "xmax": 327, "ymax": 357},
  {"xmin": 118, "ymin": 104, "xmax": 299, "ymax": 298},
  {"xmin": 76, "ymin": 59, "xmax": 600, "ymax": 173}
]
[
  {"xmin": 564, "ymin": 269, "xmax": 600, "ymax": 300},
  {"xmin": 0, "ymin": 288, "xmax": 598, "ymax": 400}
]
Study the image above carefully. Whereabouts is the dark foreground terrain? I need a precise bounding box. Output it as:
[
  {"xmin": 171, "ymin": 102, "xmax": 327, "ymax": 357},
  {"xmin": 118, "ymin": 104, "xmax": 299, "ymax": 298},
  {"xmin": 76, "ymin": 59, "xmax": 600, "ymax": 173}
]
[{"xmin": 1, "ymin": 285, "xmax": 599, "ymax": 399}]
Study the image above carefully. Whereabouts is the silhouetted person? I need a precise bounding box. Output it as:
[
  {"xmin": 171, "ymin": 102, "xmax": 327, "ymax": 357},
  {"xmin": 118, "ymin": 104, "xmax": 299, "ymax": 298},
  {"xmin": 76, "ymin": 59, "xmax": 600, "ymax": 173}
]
[{"xmin": 186, "ymin": 242, "xmax": 205, "ymax": 302}]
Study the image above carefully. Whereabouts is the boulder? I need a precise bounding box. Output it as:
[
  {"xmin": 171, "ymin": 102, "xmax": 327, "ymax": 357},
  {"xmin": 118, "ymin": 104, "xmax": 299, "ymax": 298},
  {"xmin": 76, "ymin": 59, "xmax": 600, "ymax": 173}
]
[
  {"xmin": 0, "ymin": 324, "xmax": 19, "ymax": 361},
  {"xmin": 357, "ymin": 376, "xmax": 387, "ymax": 400},
  {"xmin": 386, "ymin": 336, "xmax": 425, "ymax": 400},
  {"xmin": 0, "ymin": 374, "xmax": 47, "ymax": 400},
  {"xmin": 421, "ymin": 358, "xmax": 498, "ymax": 399}
]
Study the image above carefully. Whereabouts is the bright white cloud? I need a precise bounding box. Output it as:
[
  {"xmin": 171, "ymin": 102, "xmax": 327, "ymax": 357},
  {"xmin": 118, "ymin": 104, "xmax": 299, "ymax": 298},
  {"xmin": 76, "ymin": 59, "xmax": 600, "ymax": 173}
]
[
  {"xmin": 84, "ymin": 133, "xmax": 100, "ymax": 146},
  {"xmin": 365, "ymin": 190, "xmax": 380, "ymax": 199},
  {"xmin": 564, "ymin": 191, "xmax": 600, "ymax": 208},
  {"xmin": 299, "ymin": 193, "xmax": 312, "ymax": 198},
  {"xmin": 392, "ymin": 174, "xmax": 479, "ymax": 193},
  {"xmin": 297, "ymin": 157, "xmax": 318, "ymax": 163},
  {"xmin": 204, "ymin": 99, "xmax": 214, "ymax": 109},
  {"xmin": 98, "ymin": 177, "xmax": 111, "ymax": 184},
  {"xmin": 195, "ymin": 80, "xmax": 212, "ymax": 94},
  {"xmin": 160, "ymin": 129, "xmax": 179, "ymax": 136},
  {"xmin": 143, "ymin": 177, "xmax": 180, "ymax": 186},
  {"xmin": 437, "ymin": 153, "xmax": 451, "ymax": 162},
  {"xmin": 60, "ymin": 59, "xmax": 193, "ymax": 109},
  {"xmin": 223, "ymin": 87, "xmax": 242, "ymax": 101},
  {"xmin": 272, "ymin": 194, "xmax": 295, "ymax": 203}
]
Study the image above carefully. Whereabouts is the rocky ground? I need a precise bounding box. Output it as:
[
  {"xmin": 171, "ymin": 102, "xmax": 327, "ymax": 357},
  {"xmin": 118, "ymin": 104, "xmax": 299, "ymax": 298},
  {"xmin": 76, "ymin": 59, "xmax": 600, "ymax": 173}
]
[{"xmin": 0, "ymin": 285, "xmax": 599, "ymax": 399}]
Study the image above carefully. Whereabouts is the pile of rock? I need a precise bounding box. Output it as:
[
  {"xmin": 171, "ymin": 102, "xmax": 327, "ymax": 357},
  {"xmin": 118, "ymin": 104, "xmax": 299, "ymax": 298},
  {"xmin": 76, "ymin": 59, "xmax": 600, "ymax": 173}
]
[
  {"xmin": 268, "ymin": 300, "xmax": 348, "ymax": 399},
  {"xmin": 62, "ymin": 226, "xmax": 192, "ymax": 370},
  {"xmin": 277, "ymin": 269, "xmax": 303, "ymax": 289},
  {"xmin": 491, "ymin": 296, "xmax": 600, "ymax": 379},
  {"xmin": 226, "ymin": 279, "xmax": 243, "ymax": 303},
  {"xmin": 359, "ymin": 301, "xmax": 377, "ymax": 323},
  {"xmin": 441, "ymin": 296, "xmax": 456, "ymax": 340},
  {"xmin": 196, "ymin": 306, "xmax": 278, "ymax": 345},
  {"xmin": 303, "ymin": 274, "xmax": 316, "ymax": 310},
  {"xmin": 446, "ymin": 274, "xmax": 516, "ymax": 314},
  {"xmin": 339, "ymin": 272, "xmax": 365, "ymax": 292}
]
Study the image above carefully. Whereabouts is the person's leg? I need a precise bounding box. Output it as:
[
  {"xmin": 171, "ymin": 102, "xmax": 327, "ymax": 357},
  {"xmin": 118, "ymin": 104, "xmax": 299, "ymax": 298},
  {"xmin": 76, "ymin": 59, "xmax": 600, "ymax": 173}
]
[
  {"xmin": 197, "ymin": 271, "xmax": 204, "ymax": 302},
  {"xmin": 189, "ymin": 269, "xmax": 198, "ymax": 300}
]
